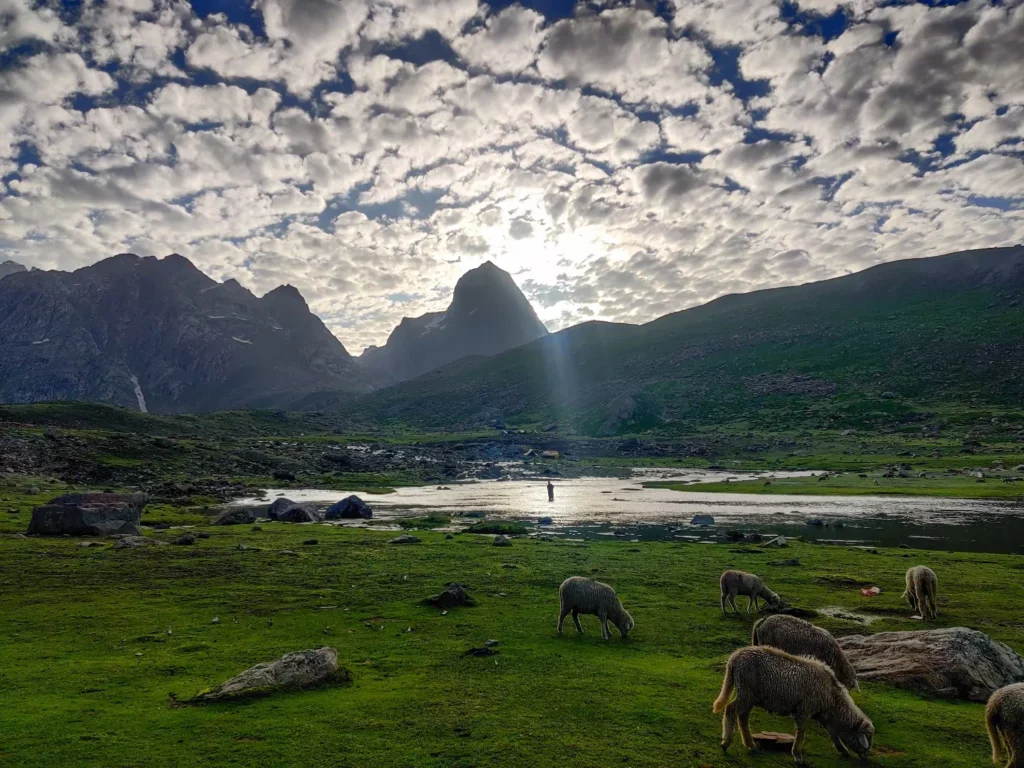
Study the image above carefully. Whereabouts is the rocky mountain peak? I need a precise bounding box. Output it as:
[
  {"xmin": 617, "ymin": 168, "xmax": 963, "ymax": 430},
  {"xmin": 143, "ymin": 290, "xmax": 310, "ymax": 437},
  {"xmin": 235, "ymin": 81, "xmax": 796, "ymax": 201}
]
[{"xmin": 0, "ymin": 260, "xmax": 27, "ymax": 281}]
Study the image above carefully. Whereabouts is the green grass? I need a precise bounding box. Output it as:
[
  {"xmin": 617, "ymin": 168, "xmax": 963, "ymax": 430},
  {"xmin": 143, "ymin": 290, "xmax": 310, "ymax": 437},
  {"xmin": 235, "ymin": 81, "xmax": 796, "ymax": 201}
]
[
  {"xmin": 657, "ymin": 472, "xmax": 1024, "ymax": 500},
  {"xmin": 1, "ymin": 526, "xmax": 1020, "ymax": 767}
]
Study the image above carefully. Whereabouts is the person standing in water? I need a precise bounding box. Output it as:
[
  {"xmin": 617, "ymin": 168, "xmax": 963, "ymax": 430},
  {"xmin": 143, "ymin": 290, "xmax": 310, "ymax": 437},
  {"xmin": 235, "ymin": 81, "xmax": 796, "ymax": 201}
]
[{"xmin": 547, "ymin": 480, "xmax": 555, "ymax": 502}]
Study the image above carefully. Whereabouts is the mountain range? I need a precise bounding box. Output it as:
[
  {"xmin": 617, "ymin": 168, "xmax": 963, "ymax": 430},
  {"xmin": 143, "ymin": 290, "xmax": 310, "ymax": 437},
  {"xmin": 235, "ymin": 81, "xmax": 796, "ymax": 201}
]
[
  {"xmin": 0, "ymin": 255, "xmax": 546, "ymax": 412},
  {"xmin": 1, "ymin": 246, "xmax": 1022, "ymax": 431}
]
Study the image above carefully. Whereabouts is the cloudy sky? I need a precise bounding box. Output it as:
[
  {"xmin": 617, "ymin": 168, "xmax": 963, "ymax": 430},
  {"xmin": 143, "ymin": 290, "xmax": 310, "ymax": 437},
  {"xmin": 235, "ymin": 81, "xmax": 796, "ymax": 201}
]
[{"xmin": 1, "ymin": 0, "xmax": 1022, "ymax": 353}]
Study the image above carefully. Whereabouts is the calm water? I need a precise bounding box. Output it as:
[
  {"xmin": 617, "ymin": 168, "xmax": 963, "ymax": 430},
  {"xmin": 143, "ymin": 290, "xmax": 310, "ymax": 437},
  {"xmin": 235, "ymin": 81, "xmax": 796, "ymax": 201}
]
[{"xmin": 231, "ymin": 469, "xmax": 1024, "ymax": 554}]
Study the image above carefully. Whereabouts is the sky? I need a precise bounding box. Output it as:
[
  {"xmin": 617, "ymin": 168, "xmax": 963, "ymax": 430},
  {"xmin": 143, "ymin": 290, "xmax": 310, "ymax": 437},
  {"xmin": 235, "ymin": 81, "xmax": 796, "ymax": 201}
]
[{"xmin": 0, "ymin": 0, "xmax": 1022, "ymax": 354}]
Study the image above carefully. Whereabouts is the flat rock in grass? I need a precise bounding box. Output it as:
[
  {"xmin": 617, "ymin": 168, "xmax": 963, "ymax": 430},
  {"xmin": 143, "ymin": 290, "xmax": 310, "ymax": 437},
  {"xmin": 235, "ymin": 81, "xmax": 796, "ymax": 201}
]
[
  {"xmin": 325, "ymin": 495, "xmax": 373, "ymax": 520},
  {"xmin": 463, "ymin": 646, "xmax": 499, "ymax": 658},
  {"xmin": 390, "ymin": 534, "xmax": 421, "ymax": 544},
  {"xmin": 752, "ymin": 732, "xmax": 796, "ymax": 751},
  {"xmin": 302, "ymin": 539, "xmax": 319, "ymax": 546},
  {"xmin": 838, "ymin": 627, "xmax": 1024, "ymax": 701},
  {"xmin": 114, "ymin": 535, "xmax": 163, "ymax": 549},
  {"xmin": 423, "ymin": 583, "xmax": 476, "ymax": 609},
  {"xmin": 192, "ymin": 647, "xmax": 347, "ymax": 702},
  {"xmin": 493, "ymin": 535, "xmax": 511, "ymax": 547},
  {"xmin": 173, "ymin": 534, "xmax": 196, "ymax": 546},
  {"xmin": 214, "ymin": 507, "xmax": 258, "ymax": 526},
  {"xmin": 28, "ymin": 493, "xmax": 145, "ymax": 537}
]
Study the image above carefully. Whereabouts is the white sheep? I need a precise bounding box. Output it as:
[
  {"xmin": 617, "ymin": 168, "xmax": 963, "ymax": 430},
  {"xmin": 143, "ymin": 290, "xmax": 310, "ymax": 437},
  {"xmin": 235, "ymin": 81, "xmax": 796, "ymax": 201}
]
[
  {"xmin": 987, "ymin": 683, "xmax": 1024, "ymax": 767},
  {"xmin": 557, "ymin": 576, "xmax": 634, "ymax": 640},
  {"xmin": 903, "ymin": 565, "xmax": 939, "ymax": 618},
  {"xmin": 720, "ymin": 569, "xmax": 781, "ymax": 613},
  {"xmin": 752, "ymin": 614, "xmax": 859, "ymax": 690}
]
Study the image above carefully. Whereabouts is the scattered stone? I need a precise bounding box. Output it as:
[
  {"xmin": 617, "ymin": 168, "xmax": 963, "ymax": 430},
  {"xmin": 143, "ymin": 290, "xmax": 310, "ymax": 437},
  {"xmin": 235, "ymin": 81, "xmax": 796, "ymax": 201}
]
[
  {"xmin": 114, "ymin": 536, "xmax": 155, "ymax": 549},
  {"xmin": 838, "ymin": 628, "xmax": 1024, "ymax": 701},
  {"xmin": 493, "ymin": 535, "xmax": 512, "ymax": 547},
  {"xmin": 390, "ymin": 534, "xmax": 421, "ymax": 544},
  {"xmin": 278, "ymin": 550, "xmax": 299, "ymax": 557},
  {"xmin": 690, "ymin": 514, "xmax": 715, "ymax": 526},
  {"xmin": 28, "ymin": 493, "xmax": 145, "ymax": 537},
  {"xmin": 173, "ymin": 534, "xmax": 196, "ymax": 546},
  {"xmin": 78, "ymin": 541, "xmax": 104, "ymax": 548},
  {"xmin": 762, "ymin": 536, "xmax": 788, "ymax": 548},
  {"xmin": 770, "ymin": 558, "xmax": 801, "ymax": 567},
  {"xmin": 752, "ymin": 732, "xmax": 796, "ymax": 751},
  {"xmin": 272, "ymin": 470, "xmax": 296, "ymax": 482},
  {"xmin": 302, "ymin": 539, "xmax": 319, "ymax": 546},
  {"xmin": 211, "ymin": 617, "xmax": 220, "ymax": 624},
  {"xmin": 325, "ymin": 495, "xmax": 373, "ymax": 520},
  {"xmin": 237, "ymin": 543, "xmax": 250, "ymax": 551},
  {"xmin": 806, "ymin": 519, "xmax": 826, "ymax": 527},
  {"xmin": 423, "ymin": 583, "xmax": 476, "ymax": 609},
  {"xmin": 501, "ymin": 563, "xmax": 518, "ymax": 569},
  {"xmin": 484, "ymin": 639, "xmax": 499, "ymax": 647},
  {"xmin": 213, "ymin": 507, "xmax": 258, "ymax": 526},
  {"xmin": 724, "ymin": 530, "xmax": 745, "ymax": 541},
  {"xmin": 463, "ymin": 646, "xmax": 499, "ymax": 658},
  {"xmin": 191, "ymin": 647, "xmax": 348, "ymax": 702},
  {"xmin": 445, "ymin": 534, "xmax": 454, "ymax": 540},
  {"xmin": 196, "ymin": 531, "xmax": 210, "ymax": 539},
  {"xmin": 537, "ymin": 516, "xmax": 553, "ymax": 525}
]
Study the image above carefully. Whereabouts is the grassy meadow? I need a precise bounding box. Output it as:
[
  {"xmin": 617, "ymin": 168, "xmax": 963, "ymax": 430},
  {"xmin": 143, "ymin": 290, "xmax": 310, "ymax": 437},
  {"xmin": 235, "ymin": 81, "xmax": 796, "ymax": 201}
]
[{"xmin": 1, "ymin": 521, "xmax": 1021, "ymax": 768}]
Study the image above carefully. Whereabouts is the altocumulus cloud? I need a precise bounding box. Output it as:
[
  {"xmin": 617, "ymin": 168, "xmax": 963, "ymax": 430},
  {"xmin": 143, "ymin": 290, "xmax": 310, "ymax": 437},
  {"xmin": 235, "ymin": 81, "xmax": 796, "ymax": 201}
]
[{"xmin": 0, "ymin": 0, "xmax": 1022, "ymax": 352}]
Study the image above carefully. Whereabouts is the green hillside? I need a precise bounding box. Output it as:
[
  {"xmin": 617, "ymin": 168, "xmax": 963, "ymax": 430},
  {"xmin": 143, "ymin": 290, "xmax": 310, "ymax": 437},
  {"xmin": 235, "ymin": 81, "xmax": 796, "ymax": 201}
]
[{"xmin": 328, "ymin": 246, "xmax": 1024, "ymax": 435}]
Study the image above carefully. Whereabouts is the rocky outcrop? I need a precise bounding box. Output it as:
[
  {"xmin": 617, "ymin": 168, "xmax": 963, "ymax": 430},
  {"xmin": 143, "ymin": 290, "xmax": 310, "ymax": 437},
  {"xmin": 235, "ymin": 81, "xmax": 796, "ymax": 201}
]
[
  {"xmin": 423, "ymin": 583, "xmax": 476, "ymax": 609},
  {"xmin": 214, "ymin": 507, "xmax": 259, "ymax": 526},
  {"xmin": 0, "ymin": 253, "xmax": 368, "ymax": 412},
  {"xmin": 192, "ymin": 647, "xmax": 349, "ymax": 702},
  {"xmin": 275, "ymin": 504, "xmax": 322, "ymax": 523},
  {"xmin": 28, "ymin": 492, "xmax": 145, "ymax": 536},
  {"xmin": 325, "ymin": 495, "xmax": 373, "ymax": 519},
  {"xmin": 0, "ymin": 260, "xmax": 26, "ymax": 281},
  {"xmin": 359, "ymin": 261, "xmax": 548, "ymax": 385},
  {"xmin": 838, "ymin": 627, "xmax": 1024, "ymax": 701}
]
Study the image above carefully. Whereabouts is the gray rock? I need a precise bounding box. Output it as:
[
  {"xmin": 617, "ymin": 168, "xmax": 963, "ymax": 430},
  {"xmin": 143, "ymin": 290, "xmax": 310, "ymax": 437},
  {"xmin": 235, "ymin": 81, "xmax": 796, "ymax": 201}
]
[
  {"xmin": 192, "ymin": 647, "xmax": 348, "ymax": 702},
  {"xmin": 28, "ymin": 493, "xmax": 145, "ymax": 537},
  {"xmin": 275, "ymin": 504, "xmax": 322, "ymax": 524},
  {"xmin": 302, "ymin": 539, "xmax": 319, "ymax": 546},
  {"xmin": 114, "ymin": 535, "xmax": 158, "ymax": 549},
  {"xmin": 445, "ymin": 534, "xmax": 454, "ymax": 540},
  {"xmin": 493, "ymin": 535, "xmax": 511, "ymax": 547},
  {"xmin": 390, "ymin": 534, "xmax": 421, "ymax": 544},
  {"xmin": 838, "ymin": 627, "xmax": 1024, "ymax": 701},
  {"xmin": 213, "ymin": 507, "xmax": 258, "ymax": 526},
  {"xmin": 423, "ymin": 583, "xmax": 476, "ymax": 609},
  {"xmin": 196, "ymin": 531, "xmax": 211, "ymax": 539},
  {"xmin": 268, "ymin": 498, "xmax": 297, "ymax": 519},
  {"xmin": 278, "ymin": 549, "xmax": 299, "ymax": 557},
  {"xmin": 537, "ymin": 516, "xmax": 553, "ymax": 525},
  {"xmin": 690, "ymin": 514, "xmax": 715, "ymax": 527},
  {"xmin": 173, "ymin": 534, "xmax": 196, "ymax": 546},
  {"xmin": 325, "ymin": 495, "xmax": 373, "ymax": 520},
  {"xmin": 272, "ymin": 470, "xmax": 297, "ymax": 482}
]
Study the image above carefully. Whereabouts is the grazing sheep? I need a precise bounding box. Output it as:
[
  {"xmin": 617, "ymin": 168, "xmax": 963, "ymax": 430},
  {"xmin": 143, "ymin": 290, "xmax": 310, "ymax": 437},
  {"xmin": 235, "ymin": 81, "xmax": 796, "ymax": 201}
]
[
  {"xmin": 720, "ymin": 570, "xmax": 781, "ymax": 614},
  {"xmin": 713, "ymin": 646, "xmax": 874, "ymax": 764},
  {"xmin": 557, "ymin": 576, "xmax": 634, "ymax": 640},
  {"xmin": 988, "ymin": 683, "xmax": 1024, "ymax": 767},
  {"xmin": 752, "ymin": 614, "xmax": 858, "ymax": 690},
  {"xmin": 903, "ymin": 565, "xmax": 939, "ymax": 618}
]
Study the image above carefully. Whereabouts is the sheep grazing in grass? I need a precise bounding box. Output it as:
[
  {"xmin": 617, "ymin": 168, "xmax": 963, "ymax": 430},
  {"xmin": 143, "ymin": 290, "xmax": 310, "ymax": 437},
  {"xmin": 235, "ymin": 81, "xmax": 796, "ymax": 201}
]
[
  {"xmin": 987, "ymin": 683, "xmax": 1024, "ymax": 767},
  {"xmin": 720, "ymin": 570, "xmax": 781, "ymax": 614},
  {"xmin": 752, "ymin": 614, "xmax": 858, "ymax": 690},
  {"xmin": 557, "ymin": 576, "xmax": 634, "ymax": 640},
  {"xmin": 903, "ymin": 565, "xmax": 939, "ymax": 618},
  {"xmin": 713, "ymin": 646, "xmax": 874, "ymax": 765}
]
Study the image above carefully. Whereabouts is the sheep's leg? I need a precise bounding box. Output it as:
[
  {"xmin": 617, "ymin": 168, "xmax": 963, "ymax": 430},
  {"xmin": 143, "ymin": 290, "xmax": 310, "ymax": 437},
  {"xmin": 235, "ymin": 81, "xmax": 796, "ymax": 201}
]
[
  {"xmin": 557, "ymin": 607, "xmax": 568, "ymax": 634},
  {"xmin": 792, "ymin": 719, "xmax": 807, "ymax": 764},
  {"xmin": 720, "ymin": 590, "xmax": 727, "ymax": 613},
  {"xmin": 600, "ymin": 618, "xmax": 610, "ymax": 641},
  {"xmin": 728, "ymin": 593, "xmax": 740, "ymax": 613},
  {"xmin": 828, "ymin": 729, "xmax": 850, "ymax": 757},
  {"xmin": 721, "ymin": 702, "xmax": 738, "ymax": 751},
  {"xmin": 571, "ymin": 609, "xmax": 584, "ymax": 634},
  {"xmin": 746, "ymin": 595, "xmax": 754, "ymax": 614},
  {"xmin": 738, "ymin": 707, "xmax": 756, "ymax": 750}
]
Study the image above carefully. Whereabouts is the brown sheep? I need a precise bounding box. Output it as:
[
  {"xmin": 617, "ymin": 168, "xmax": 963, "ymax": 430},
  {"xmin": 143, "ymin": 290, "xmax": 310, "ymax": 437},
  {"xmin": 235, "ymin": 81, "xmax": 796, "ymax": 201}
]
[
  {"xmin": 903, "ymin": 565, "xmax": 939, "ymax": 618},
  {"xmin": 713, "ymin": 646, "xmax": 874, "ymax": 764},
  {"xmin": 720, "ymin": 569, "xmax": 781, "ymax": 613},
  {"xmin": 557, "ymin": 576, "xmax": 634, "ymax": 640},
  {"xmin": 752, "ymin": 614, "xmax": 859, "ymax": 690},
  {"xmin": 987, "ymin": 683, "xmax": 1024, "ymax": 767}
]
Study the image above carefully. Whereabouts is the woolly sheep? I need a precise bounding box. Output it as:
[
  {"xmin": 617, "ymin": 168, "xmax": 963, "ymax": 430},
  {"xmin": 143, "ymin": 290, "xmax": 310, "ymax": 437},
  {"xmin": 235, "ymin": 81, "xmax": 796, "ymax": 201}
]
[
  {"xmin": 903, "ymin": 565, "xmax": 939, "ymax": 619},
  {"xmin": 987, "ymin": 683, "xmax": 1024, "ymax": 767},
  {"xmin": 752, "ymin": 614, "xmax": 859, "ymax": 690},
  {"xmin": 720, "ymin": 570, "xmax": 781, "ymax": 613},
  {"xmin": 713, "ymin": 646, "xmax": 874, "ymax": 764},
  {"xmin": 557, "ymin": 576, "xmax": 634, "ymax": 640}
]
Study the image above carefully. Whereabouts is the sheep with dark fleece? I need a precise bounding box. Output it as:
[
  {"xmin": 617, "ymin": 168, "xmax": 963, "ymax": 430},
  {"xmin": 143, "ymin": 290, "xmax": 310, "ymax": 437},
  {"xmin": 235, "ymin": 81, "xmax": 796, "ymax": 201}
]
[
  {"xmin": 557, "ymin": 576, "xmax": 634, "ymax": 640},
  {"xmin": 713, "ymin": 646, "xmax": 874, "ymax": 765},
  {"xmin": 753, "ymin": 614, "xmax": 859, "ymax": 690}
]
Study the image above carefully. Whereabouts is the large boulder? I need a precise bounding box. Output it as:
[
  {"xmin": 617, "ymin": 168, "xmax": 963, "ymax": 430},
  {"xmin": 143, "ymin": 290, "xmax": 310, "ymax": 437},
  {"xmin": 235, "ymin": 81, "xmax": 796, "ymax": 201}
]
[
  {"xmin": 192, "ymin": 647, "xmax": 349, "ymax": 702},
  {"xmin": 275, "ymin": 504, "xmax": 322, "ymax": 523},
  {"xmin": 423, "ymin": 583, "xmax": 476, "ymax": 609},
  {"xmin": 268, "ymin": 498, "xmax": 297, "ymax": 519},
  {"xmin": 28, "ymin": 493, "xmax": 145, "ymax": 536},
  {"xmin": 213, "ymin": 507, "xmax": 258, "ymax": 526},
  {"xmin": 838, "ymin": 627, "xmax": 1024, "ymax": 701},
  {"xmin": 325, "ymin": 495, "xmax": 373, "ymax": 520}
]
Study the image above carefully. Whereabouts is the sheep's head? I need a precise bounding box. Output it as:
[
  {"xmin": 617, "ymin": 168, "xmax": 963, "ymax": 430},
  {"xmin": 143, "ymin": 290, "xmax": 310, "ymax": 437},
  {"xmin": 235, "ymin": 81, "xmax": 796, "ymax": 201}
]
[
  {"xmin": 840, "ymin": 720, "xmax": 874, "ymax": 758},
  {"xmin": 615, "ymin": 611, "xmax": 635, "ymax": 638},
  {"xmin": 766, "ymin": 590, "xmax": 782, "ymax": 609}
]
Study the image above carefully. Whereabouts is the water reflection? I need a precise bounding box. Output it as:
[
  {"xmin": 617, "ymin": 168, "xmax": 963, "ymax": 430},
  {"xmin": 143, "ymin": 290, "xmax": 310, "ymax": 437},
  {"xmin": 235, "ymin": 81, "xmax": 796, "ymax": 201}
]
[{"xmin": 231, "ymin": 469, "xmax": 1024, "ymax": 554}]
